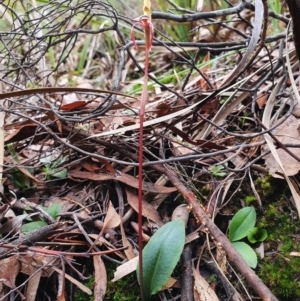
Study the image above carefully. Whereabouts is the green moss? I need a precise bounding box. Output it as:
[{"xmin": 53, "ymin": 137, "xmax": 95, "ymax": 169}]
[
  {"xmin": 254, "ymin": 175, "xmax": 274, "ymax": 196},
  {"xmin": 245, "ymin": 195, "xmax": 257, "ymax": 205},
  {"xmin": 258, "ymin": 208, "xmax": 300, "ymax": 300},
  {"xmin": 105, "ymin": 263, "xmax": 141, "ymax": 301},
  {"xmin": 74, "ymin": 262, "xmax": 142, "ymax": 301},
  {"xmin": 74, "ymin": 275, "xmax": 95, "ymax": 301}
]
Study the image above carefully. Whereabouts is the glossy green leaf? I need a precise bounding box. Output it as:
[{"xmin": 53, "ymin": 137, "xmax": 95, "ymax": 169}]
[
  {"xmin": 247, "ymin": 227, "xmax": 268, "ymax": 243},
  {"xmin": 229, "ymin": 207, "xmax": 256, "ymax": 242},
  {"xmin": 46, "ymin": 203, "xmax": 62, "ymax": 219},
  {"xmin": 137, "ymin": 220, "xmax": 185, "ymax": 299},
  {"xmin": 232, "ymin": 241, "xmax": 257, "ymax": 268},
  {"xmin": 21, "ymin": 220, "xmax": 47, "ymax": 234}
]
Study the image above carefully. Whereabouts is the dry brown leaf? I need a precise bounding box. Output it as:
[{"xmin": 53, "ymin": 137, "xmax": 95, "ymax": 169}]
[
  {"xmin": 101, "ymin": 114, "xmax": 124, "ymax": 131},
  {"xmin": 52, "ymin": 266, "xmax": 92, "ymax": 295},
  {"xmin": 171, "ymin": 140, "xmax": 194, "ymax": 156},
  {"xmin": 69, "ymin": 170, "xmax": 176, "ymax": 193},
  {"xmin": 20, "ymin": 254, "xmax": 56, "ymax": 277},
  {"xmin": 216, "ymin": 246, "xmax": 227, "ymax": 273},
  {"xmin": 102, "ymin": 201, "xmax": 121, "ymax": 230},
  {"xmin": 126, "ymin": 189, "xmax": 163, "ymax": 226},
  {"xmin": 171, "ymin": 204, "xmax": 189, "ymax": 227},
  {"xmin": 111, "ymin": 256, "xmax": 177, "ymax": 289},
  {"xmin": 255, "ymin": 243, "xmax": 265, "ymax": 259},
  {"xmin": 193, "ymin": 266, "xmax": 219, "ymax": 301},
  {"xmin": 264, "ymin": 115, "xmax": 300, "ymax": 176},
  {"xmin": 155, "ymin": 103, "xmax": 171, "ymax": 117},
  {"xmin": 57, "ymin": 274, "xmax": 66, "ymax": 301},
  {"xmin": 256, "ymin": 93, "xmax": 268, "ymax": 109},
  {"xmin": 130, "ymin": 221, "xmax": 151, "ymax": 241},
  {"xmin": 26, "ymin": 269, "xmax": 42, "ymax": 301},
  {"xmin": 81, "ymin": 161, "xmax": 101, "ymax": 172},
  {"xmin": 93, "ymin": 255, "xmax": 107, "ymax": 301},
  {"xmin": 4, "ymin": 122, "xmax": 38, "ymax": 143},
  {"xmin": 120, "ymin": 220, "xmax": 136, "ymax": 260},
  {"xmin": 112, "ymin": 257, "xmax": 138, "ymax": 282},
  {"xmin": 81, "ymin": 158, "xmax": 117, "ymax": 174},
  {"xmin": 199, "ymin": 98, "xmax": 219, "ymax": 115},
  {"xmin": 197, "ymin": 52, "xmax": 212, "ymax": 91},
  {"xmin": 161, "ymin": 277, "xmax": 178, "ymax": 290},
  {"xmin": 0, "ymin": 255, "xmax": 20, "ymax": 289},
  {"xmin": 0, "ymin": 214, "xmax": 29, "ymax": 234}
]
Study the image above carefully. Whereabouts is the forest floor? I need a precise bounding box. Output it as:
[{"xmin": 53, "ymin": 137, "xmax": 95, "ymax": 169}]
[{"xmin": 0, "ymin": 0, "xmax": 300, "ymax": 300}]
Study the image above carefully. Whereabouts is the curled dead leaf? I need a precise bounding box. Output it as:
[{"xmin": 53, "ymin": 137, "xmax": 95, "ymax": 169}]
[
  {"xmin": 264, "ymin": 115, "xmax": 300, "ymax": 177},
  {"xmin": 171, "ymin": 204, "xmax": 189, "ymax": 227},
  {"xmin": 193, "ymin": 266, "xmax": 219, "ymax": 301},
  {"xmin": 126, "ymin": 189, "xmax": 163, "ymax": 226},
  {"xmin": 102, "ymin": 201, "xmax": 121, "ymax": 230},
  {"xmin": 93, "ymin": 255, "xmax": 107, "ymax": 301}
]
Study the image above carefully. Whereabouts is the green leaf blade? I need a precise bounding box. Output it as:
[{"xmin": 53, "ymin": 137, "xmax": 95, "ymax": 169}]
[
  {"xmin": 21, "ymin": 220, "xmax": 47, "ymax": 234},
  {"xmin": 229, "ymin": 207, "xmax": 256, "ymax": 241},
  {"xmin": 137, "ymin": 220, "xmax": 186, "ymax": 299},
  {"xmin": 46, "ymin": 203, "xmax": 62, "ymax": 219},
  {"xmin": 232, "ymin": 241, "xmax": 258, "ymax": 268},
  {"xmin": 248, "ymin": 227, "xmax": 268, "ymax": 243},
  {"xmin": 52, "ymin": 168, "xmax": 68, "ymax": 179},
  {"xmin": 247, "ymin": 227, "xmax": 259, "ymax": 243}
]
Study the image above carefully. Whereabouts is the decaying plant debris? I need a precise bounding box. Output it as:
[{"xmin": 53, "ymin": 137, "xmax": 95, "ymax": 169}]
[{"xmin": 0, "ymin": 0, "xmax": 300, "ymax": 300}]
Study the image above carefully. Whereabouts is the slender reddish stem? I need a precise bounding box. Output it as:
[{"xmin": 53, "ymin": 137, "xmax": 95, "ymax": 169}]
[{"xmin": 138, "ymin": 47, "xmax": 149, "ymax": 301}]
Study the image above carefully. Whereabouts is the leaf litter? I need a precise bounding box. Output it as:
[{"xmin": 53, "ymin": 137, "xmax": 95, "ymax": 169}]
[{"xmin": 0, "ymin": 0, "xmax": 298, "ymax": 300}]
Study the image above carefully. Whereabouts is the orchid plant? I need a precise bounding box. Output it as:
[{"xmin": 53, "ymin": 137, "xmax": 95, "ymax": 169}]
[
  {"xmin": 131, "ymin": 3, "xmax": 186, "ymax": 300},
  {"xmin": 131, "ymin": 0, "xmax": 154, "ymax": 299}
]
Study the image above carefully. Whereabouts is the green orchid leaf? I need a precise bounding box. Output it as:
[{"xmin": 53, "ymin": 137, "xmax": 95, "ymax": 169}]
[
  {"xmin": 21, "ymin": 220, "xmax": 47, "ymax": 234},
  {"xmin": 137, "ymin": 220, "xmax": 185, "ymax": 299},
  {"xmin": 247, "ymin": 227, "xmax": 259, "ymax": 243},
  {"xmin": 232, "ymin": 241, "xmax": 258, "ymax": 268},
  {"xmin": 51, "ymin": 168, "xmax": 68, "ymax": 179},
  {"xmin": 229, "ymin": 207, "xmax": 256, "ymax": 242},
  {"xmin": 46, "ymin": 203, "xmax": 62, "ymax": 219}
]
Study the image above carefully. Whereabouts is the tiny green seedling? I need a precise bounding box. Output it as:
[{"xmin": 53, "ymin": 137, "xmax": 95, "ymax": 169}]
[
  {"xmin": 247, "ymin": 227, "xmax": 268, "ymax": 244},
  {"xmin": 41, "ymin": 155, "xmax": 68, "ymax": 180},
  {"xmin": 7, "ymin": 143, "xmax": 33, "ymax": 191},
  {"xmin": 21, "ymin": 203, "xmax": 62, "ymax": 234},
  {"xmin": 210, "ymin": 165, "xmax": 227, "ymax": 177},
  {"xmin": 228, "ymin": 206, "xmax": 268, "ymax": 268}
]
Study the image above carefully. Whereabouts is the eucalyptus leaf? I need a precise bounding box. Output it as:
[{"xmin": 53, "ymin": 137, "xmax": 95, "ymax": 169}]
[
  {"xmin": 232, "ymin": 241, "xmax": 258, "ymax": 268},
  {"xmin": 137, "ymin": 220, "xmax": 185, "ymax": 299},
  {"xmin": 229, "ymin": 207, "xmax": 256, "ymax": 241}
]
